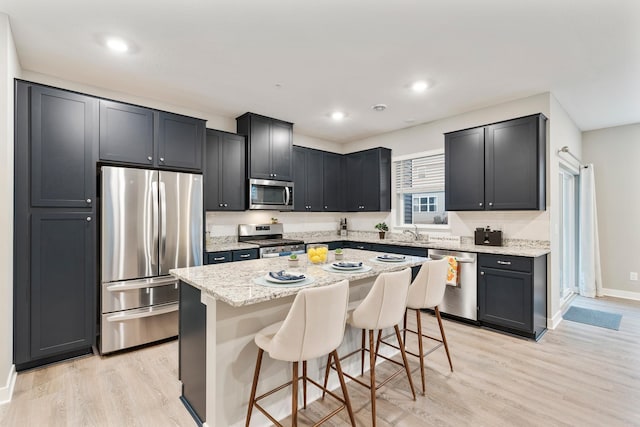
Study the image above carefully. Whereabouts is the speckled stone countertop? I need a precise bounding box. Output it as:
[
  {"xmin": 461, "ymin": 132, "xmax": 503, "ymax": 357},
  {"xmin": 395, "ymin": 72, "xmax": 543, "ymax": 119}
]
[
  {"xmin": 171, "ymin": 249, "xmax": 427, "ymax": 307},
  {"xmin": 205, "ymin": 232, "xmax": 550, "ymax": 257}
]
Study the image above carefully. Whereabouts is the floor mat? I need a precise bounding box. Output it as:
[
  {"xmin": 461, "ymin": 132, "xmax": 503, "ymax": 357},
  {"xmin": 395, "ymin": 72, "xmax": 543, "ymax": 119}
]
[{"xmin": 563, "ymin": 306, "xmax": 622, "ymax": 330}]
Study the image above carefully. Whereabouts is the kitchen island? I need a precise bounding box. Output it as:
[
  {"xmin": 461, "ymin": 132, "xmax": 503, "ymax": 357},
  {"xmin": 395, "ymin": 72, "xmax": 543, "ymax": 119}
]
[{"xmin": 170, "ymin": 249, "xmax": 428, "ymax": 427}]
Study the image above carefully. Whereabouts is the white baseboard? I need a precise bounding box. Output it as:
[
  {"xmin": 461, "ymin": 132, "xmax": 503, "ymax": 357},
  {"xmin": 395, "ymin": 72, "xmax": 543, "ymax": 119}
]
[
  {"xmin": 602, "ymin": 287, "xmax": 640, "ymax": 301},
  {"xmin": 0, "ymin": 364, "xmax": 16, "ymax": 404},
  {"xmin": 549, "ymin": 311, "xmax": 563, "ymax": 329}
]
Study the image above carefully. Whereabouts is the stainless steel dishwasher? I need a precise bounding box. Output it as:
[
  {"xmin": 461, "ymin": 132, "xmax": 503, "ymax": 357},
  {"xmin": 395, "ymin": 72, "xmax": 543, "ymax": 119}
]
[{"xmin": 427, "ymin": 249, "xmax": 478, "ymax": 322}]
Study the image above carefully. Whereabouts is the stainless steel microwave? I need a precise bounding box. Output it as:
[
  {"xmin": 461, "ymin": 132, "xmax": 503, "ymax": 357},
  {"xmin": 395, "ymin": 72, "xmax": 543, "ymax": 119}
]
[{"xmin": 249, "ymin": 179, "xmax": 294, "ymax": 210}]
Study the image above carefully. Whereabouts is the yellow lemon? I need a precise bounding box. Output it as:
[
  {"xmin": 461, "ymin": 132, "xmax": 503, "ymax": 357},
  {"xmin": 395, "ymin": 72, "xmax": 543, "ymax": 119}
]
[
  {"xmin": 307, "ymin": 248, "xmax": 317, "ymax": 257},
  {"xmin": 310, "ymin": 255, "xmax": 321, "ymax": 263},
  {"xmin": 318, "ymin": 247, "xmax": 328, "ymax": 254},
  {"xmin": 320, "ymin": 254, "xmax": 327, "ymax": 262}
]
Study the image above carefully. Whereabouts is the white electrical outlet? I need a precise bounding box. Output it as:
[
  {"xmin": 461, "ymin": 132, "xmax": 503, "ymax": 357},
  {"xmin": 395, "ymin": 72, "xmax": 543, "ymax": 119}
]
[{"xmin": 630, "ymin": 272, "xmax": 638, "ymax": 281}]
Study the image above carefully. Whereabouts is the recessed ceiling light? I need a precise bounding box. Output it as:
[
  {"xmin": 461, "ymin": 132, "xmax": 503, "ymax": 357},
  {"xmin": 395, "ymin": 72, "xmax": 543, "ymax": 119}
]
[
  {"xmin": 411, "ymin": 81, "xmax": 428, "ymax": 92},
  {"xmin": 371, "ymin": 104, "xmax": 387, "ymax": 112},
  {"xmin": 405, "ymin": 119, "xmax": 416, "ymax": 124},
  {"xmin": 331, "ymin": 111, "xmax": 345, "ymax": 121},
  {"xmin": 106, "ymin": 37, "xmax": 129, "ymax": 53}
]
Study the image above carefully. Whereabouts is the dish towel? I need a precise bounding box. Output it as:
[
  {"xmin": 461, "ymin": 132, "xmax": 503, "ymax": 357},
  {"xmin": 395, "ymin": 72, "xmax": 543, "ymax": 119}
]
[
  {"xmin": 446, "ymin": 256, "xmax": 459, "ymax": 286},
  {"xmin": 268, "ymin": 271, "xmax": 306, "ymax": 281},
  {"xmin": 334, "ymin": 262, "xmax": 362, "ymax": 268}
]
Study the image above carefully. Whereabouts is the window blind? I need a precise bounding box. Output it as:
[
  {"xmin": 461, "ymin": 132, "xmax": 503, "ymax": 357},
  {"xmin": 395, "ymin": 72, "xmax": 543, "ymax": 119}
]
[{"xmin": 394, "ymin": 153, "xmax": 445, "ymax": 194}]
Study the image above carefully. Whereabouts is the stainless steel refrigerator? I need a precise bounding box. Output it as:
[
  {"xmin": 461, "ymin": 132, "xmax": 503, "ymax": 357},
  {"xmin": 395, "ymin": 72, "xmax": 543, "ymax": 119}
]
[{"xmin": 100, "ymin": 166, "xmax": 202, "ymax": 354}]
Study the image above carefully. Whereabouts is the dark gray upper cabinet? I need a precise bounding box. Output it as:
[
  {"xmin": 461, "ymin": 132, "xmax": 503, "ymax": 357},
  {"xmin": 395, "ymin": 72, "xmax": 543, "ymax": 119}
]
[
  {"xmin": 99, "ymin": 100, "xmax": 154, "ymax": 166},
  {"xmin": 30, "ymin": 86, "xmax": 98, "ymax": 208},
  {"xmin": 293, "ymin": 146, "xmax": 323, "ymax": 212},
  {"xmin": 445, "ymin": 114, "xmax": 546, "ymax": 211},
  {"xmin": 345, "ymin": 148, "xmax": 391, "ymax": 212},
  {"xmin": 205, "ymin": 129, "xmax": 246, "ymax": 211},
  {"xmin": 236, "ymin": 112, "xmax": 293, "ymax": 181},
  {"xmin": 99, "ymin": 101, "xmax": 205, "ymax": 172},
  {"xmin": 29, "ymin": 212, "xmax": 95, "ymax": 359},
  {"xmin": 322, "ymin": 152, "xmax": 343, "ymax": 211},
  {"xmin": 156, "ymin": 111, "xmax": 204, "ymax": 171}
]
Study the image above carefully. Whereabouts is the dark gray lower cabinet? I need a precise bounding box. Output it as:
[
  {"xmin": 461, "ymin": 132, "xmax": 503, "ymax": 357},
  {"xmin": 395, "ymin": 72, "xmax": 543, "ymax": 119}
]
[
  {"xmin": 478, "ymin": 254, "xmax": 547, "ymax": 340},
  {"xmin": 179, "ymin": 282, "xmax": 207, "ymax": 424},
  {"xmin": 205, "ymin": 249, "xmax": 258, "ymax": 265}
]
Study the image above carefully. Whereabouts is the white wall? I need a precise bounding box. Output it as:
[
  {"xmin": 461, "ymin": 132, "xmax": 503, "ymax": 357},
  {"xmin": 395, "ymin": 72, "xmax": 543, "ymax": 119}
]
[
  {"xmin": 583, "ymin": 123, "xmax": 640, "ymax": 299},
  {"xmin": 0, "ymin": 13, "xmax": 21, "ymax": 404},
  {"xmin": 548, "ymin": 95, "xmax": 583, "ymax": 322},
  {"xmin": 345, "ymin": 93, "xmax": 552, "ymax": 241}
]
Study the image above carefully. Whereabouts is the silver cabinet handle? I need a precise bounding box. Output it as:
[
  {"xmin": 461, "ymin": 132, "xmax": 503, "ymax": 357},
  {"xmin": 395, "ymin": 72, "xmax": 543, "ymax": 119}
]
[
  {"xmin": 86, "ymin": 216, "xmax": 92, "ymax": 221},
  {"xmin": 147, "ymin": 156, "xmax": 153, "ymax": 161},
  {"xmin": 219, "ymin": 203, "xmax": 223, "ymax": 207},
  {"xmin": 480, "ymin": 271, "xmax": 485, "ymax": 275},
  {"xmin": 489, "ymin": 202, "xmax": 493, "ymax": 207},
  {"xmin": 479, "ymin": 202, "xmax": 483, "ymax": 206},
  {"xmin": 240, "ymin": 254, "xmax": 251, "ymax": 258},
  {"xmin": 86, "ymin": 198, "xmax": 92, "ymax": 204},
  {"xmin": 160, "ymin": 157, "xmax": 165, "ymax": 162},
  {"xmin": 224, "ymin": 203, "xmax": 228, "ymax": 207},
  {"xmin": 497, "ymin": 260, "xmax": 511, "ymax": 265},
  {"xmin": 213, "ymin": 257, "xmax": 226, "ymax": 261},
  {"xmin": 324, "ymin": 205, "xmax": 328, "ymax": 209}
]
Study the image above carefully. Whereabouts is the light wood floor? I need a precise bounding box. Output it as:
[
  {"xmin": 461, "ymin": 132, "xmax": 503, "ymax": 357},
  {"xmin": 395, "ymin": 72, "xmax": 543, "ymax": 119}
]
[{"xmin": 2, "ymin": 295, "xmax": 639, "ymax": 426}]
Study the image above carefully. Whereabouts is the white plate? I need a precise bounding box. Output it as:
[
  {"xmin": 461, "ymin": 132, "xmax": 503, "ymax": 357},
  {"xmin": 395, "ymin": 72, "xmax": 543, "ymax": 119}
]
[
  {"xmin": 331, "ymin": 263, "xmax": 364, "ymax": 271},
  {"xmin": 376, "ymin": 255, "xmax": 406, "ymax": 262},
  {"xmin": 254, "ymin": 276, "xmax": 315, "ymax": 288},
  {"xmin": 264, "ymin": 272, "xmax": 306, "ymax": 284}
]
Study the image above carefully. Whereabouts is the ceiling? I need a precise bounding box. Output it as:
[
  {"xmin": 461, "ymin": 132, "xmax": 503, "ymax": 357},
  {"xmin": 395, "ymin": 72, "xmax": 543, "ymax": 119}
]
[{"xmin": 2, "ymin": 0, "xmax": 639, "ymax": 142}]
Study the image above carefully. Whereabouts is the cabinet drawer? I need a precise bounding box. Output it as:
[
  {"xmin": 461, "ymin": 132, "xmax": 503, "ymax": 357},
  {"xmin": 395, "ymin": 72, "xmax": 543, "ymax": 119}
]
[
  {"xmin": 479, "ymin": 254, "xmax": 531, "ymax": 273},
  {"xmin": 232, "ymin": 249, "xmax": 258, "ymax": 262},
  {"xmin": 206, "ymin": 251, "xmax": 232, "ymax": 264}
]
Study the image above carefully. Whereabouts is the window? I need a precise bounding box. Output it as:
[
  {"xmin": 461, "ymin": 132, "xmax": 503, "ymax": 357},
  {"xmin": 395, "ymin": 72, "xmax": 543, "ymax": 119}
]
[{"xmin": 394, "ymin": 151, "xmax": 447, "ymax": 226}]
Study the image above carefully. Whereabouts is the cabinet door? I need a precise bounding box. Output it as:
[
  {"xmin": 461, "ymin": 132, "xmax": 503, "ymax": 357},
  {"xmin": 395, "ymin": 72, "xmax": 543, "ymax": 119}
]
[
  {"xmin": 323, "ymin": 152, "xmax": 343, "ymax": 211},
  {"xmin": 206, "ymin": 251, "xmax": 232, "ymax": 264},
  {"xmin": 30, "ymin": 86, "xmax": 97, "ymax": 208},
  {"xmin": 204, "ymin": 131, "xmax": 222, "ymax": 210},
  {"xmin": 232, "ymin": 249, "xmax": 259, "ymax": 262},
  {"xmin": 248, "ymin": 115, "xmax": 272, "ymax": 179},
  {"xmin": 219, "ymin": 133, "xmax": 246, "ymax": 210},
  {"xmin": 157, "ymin": 112, "xmax": 204, "ymax": 171},
  {"xmin": 30, "ymin": 212, "xmax": 95, "ymax": 359},
  {"xmin": 345, "ymin": 153, "xmax": 364, "ymax": 211},
  {"xmin": 306, "ymin": 149, "xmax": 324, "ymax": 211},
  {"xmin": 270, "ymin": 120, "xmax": 293, "ymax": 181},
  {"xmin": 485, "ymin": 115, "xmax": 542, "ymax": 210},
  {"xmin": 445, "ymin": 127, "xmax": 485, "ymax": 211},
  {"xmin": 99, "ymin": 100, "xmax": 154, "ymax": 166},
  {"xmin": 478, "ymin": 267, "xmax": 533, "ymax": 333},
  {"xmin": 292, "ymin": 147, "xmax": 308, "ymax": 211},
  {"xmin": 361, "ymin": 149, "xmax": 381, "ymax": 211}
]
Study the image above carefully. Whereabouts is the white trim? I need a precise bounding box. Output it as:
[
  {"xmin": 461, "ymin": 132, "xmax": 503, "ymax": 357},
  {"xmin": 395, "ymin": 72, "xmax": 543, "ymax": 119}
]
[
  {"xmin": 392, "ymin": 148, "xmax": 444, "ymax": 162},
  {"xmin": 0, "ymin": 364, "xmax": 17, "ymax": 404},
  {"xmin": 549, "ymin": 310, "xmax": 563, "ymax": 329},
  {"xmin": 601, "ymin": 287, "xmax": 640, "ymax": 301}
]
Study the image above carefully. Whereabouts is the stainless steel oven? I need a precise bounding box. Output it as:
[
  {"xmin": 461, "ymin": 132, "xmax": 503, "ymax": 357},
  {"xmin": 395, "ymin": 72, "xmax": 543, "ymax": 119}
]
[
  {"xmin": 238, "ymin": 223, "xmax": 305, "ymax": 258},
  {"xmin": 249, "ymin": 179, "xmax": 294, "ymax": 210}
]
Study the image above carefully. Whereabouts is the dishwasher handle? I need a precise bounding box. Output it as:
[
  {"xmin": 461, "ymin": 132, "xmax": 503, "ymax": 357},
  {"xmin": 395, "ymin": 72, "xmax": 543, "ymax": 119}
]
[{"xmin": 429, "ymin": 254, "xmax": 475, "ymax": 263}]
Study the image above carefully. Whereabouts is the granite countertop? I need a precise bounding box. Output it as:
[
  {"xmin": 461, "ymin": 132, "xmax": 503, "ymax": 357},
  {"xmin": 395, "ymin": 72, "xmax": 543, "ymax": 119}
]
[
  {"xmin": 171, "ymin": 249, "xmax": 427, "ymax": 307},
  {"xmin": 205, "ymin": 242, "xmax": 259, "ymax": 252}
]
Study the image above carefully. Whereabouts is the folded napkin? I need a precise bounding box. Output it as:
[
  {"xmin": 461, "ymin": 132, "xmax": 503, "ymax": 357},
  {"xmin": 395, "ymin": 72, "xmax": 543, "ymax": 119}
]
[
  {"xmin": 333, "ymin": 262, "xmax": 363, "ymax": 268},
  {"xmin": 377, "ymin": 255, "xmax": 405, "ymax": 260},
  {"xmin": 269, "ymin": 270, "xmax": 306, "ymax": 281}
]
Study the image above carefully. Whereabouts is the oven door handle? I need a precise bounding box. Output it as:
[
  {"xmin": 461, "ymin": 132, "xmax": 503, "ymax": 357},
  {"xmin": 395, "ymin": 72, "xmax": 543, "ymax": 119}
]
[
  {"xmin": 261, "ymin": 252, "xmax": 281, "ymax": 258},
  {"xmin": 105, "ymin": 303, "xmax": 178, "ymax": 322}
]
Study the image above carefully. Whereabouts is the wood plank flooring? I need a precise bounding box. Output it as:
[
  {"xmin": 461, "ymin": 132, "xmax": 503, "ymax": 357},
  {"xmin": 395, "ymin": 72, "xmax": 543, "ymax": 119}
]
[{"xmin": 1, "ymin": 295, "xmax": 639, "ymax": 426}]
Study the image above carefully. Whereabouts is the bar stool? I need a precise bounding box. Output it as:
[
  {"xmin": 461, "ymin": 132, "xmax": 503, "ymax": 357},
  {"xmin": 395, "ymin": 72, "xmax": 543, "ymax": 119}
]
[
  {"xmin": 402, "ymin": 258, "xmax": 453, "ymax": 394},
  {"xmin": 246, "ymin": 280, "xmax": 356, "ymax": 427},
  {"xmin": 324, "ymin": 268, "xmax": 415, "ymax": 427}
]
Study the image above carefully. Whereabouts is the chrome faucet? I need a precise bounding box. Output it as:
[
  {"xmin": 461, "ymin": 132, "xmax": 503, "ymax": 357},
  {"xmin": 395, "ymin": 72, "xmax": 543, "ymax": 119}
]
[{"xmin": 403, "ymin": 225, "xmax": 421, "ymax": 241}]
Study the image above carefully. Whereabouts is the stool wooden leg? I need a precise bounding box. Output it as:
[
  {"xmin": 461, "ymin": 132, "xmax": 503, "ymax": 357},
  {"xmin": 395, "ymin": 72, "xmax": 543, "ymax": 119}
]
[
  {"xmin": 322, "ymin": 352, "xmax": 332, "ymax": 399},
  {"xmin": 246, "ymin": 348, "xmax": 264, "ymax": 427},
  {"xmin": 292, "ymin": 361, "xmax": 299, "ymax": 427},
  {"xmin": 333, "ymin": 350, "xmax": 356, "ymax": 427},
  {"xmin": 435, "ymin": 306, "xmax": 453, "ymax": 371},
  {"xmin": 369, "ymin": 329, "xmax": 377, "ymax": 427},
  {"xmin": 374, "ymin": 329, "xmax": 382, "ymax": 365},
  {"xmin": 395, "ymin": 325, "xmax": 416, "ymax": 400},
  {"xmin": 403, "ymin": 308, "xmax": 408, "ymax": 345},
  {"xmin": 360, "ymin": 329, "xmax": 366, "ymax": 376},
  {"xmin": 416, "ymin": 308, "xmax": 426, "ymax": 395},
  {"xmin": 303, "ymin": 360, "xmax": 307, "ymax": 409}
]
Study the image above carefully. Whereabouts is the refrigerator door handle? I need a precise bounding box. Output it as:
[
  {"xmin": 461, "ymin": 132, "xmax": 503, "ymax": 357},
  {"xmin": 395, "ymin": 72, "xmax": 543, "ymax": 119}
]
[
  {"xmin": 159, "ymin": 181, "xmax": 167, "ymax": 264},
  {"xmin": 151, "ymin": 180, "xmax": 160, "ymax": 269}
]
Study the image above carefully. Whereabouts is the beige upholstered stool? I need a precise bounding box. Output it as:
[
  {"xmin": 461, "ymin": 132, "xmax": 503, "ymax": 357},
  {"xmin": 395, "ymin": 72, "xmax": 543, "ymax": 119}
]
[
  {"xmin": 324, "ymin": 268, "xmax": 415, "ymax": 427},
  {"xmin": 400, "ymin": 258, "xmax": 453, "ymax": 394},
  {"xmin": 245, "ymin": 280, "xmax": 356, "ymax": 427}
]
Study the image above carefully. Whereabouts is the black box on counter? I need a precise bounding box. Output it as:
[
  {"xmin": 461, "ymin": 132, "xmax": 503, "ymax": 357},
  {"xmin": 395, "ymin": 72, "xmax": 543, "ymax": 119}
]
[{"xmin": 474, "ymin": 228, "xmax": 503, "ymax": 246}]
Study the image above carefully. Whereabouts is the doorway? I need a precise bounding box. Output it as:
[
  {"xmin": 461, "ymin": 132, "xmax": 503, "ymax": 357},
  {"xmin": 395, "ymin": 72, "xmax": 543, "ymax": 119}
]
[{"xmin": 559, "ymin": 167, "xmax": 578, "ymax": 303}]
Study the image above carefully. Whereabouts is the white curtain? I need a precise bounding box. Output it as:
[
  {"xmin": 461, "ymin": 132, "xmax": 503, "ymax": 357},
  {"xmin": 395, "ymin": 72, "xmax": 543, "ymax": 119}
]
[{"xmin": 578, "ymin": 164, "xmax": 603, "ymax": 297}]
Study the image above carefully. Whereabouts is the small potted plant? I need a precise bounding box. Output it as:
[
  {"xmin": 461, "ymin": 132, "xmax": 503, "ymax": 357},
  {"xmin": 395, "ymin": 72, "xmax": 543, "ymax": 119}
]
[
  {"xmin": 288, "ymin": 253, "xmax": 299, "ymax": 267},
  {"xmin": 271, "ymin": 217, "xmax": 278, "ymax": 224},
  {"xmin": 334, "ymin": 248, "xmax": 344, "ymax": 260},
  {"xmin": 375, "ymin": 222, "xmax": 389, "ymax": 239}
]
